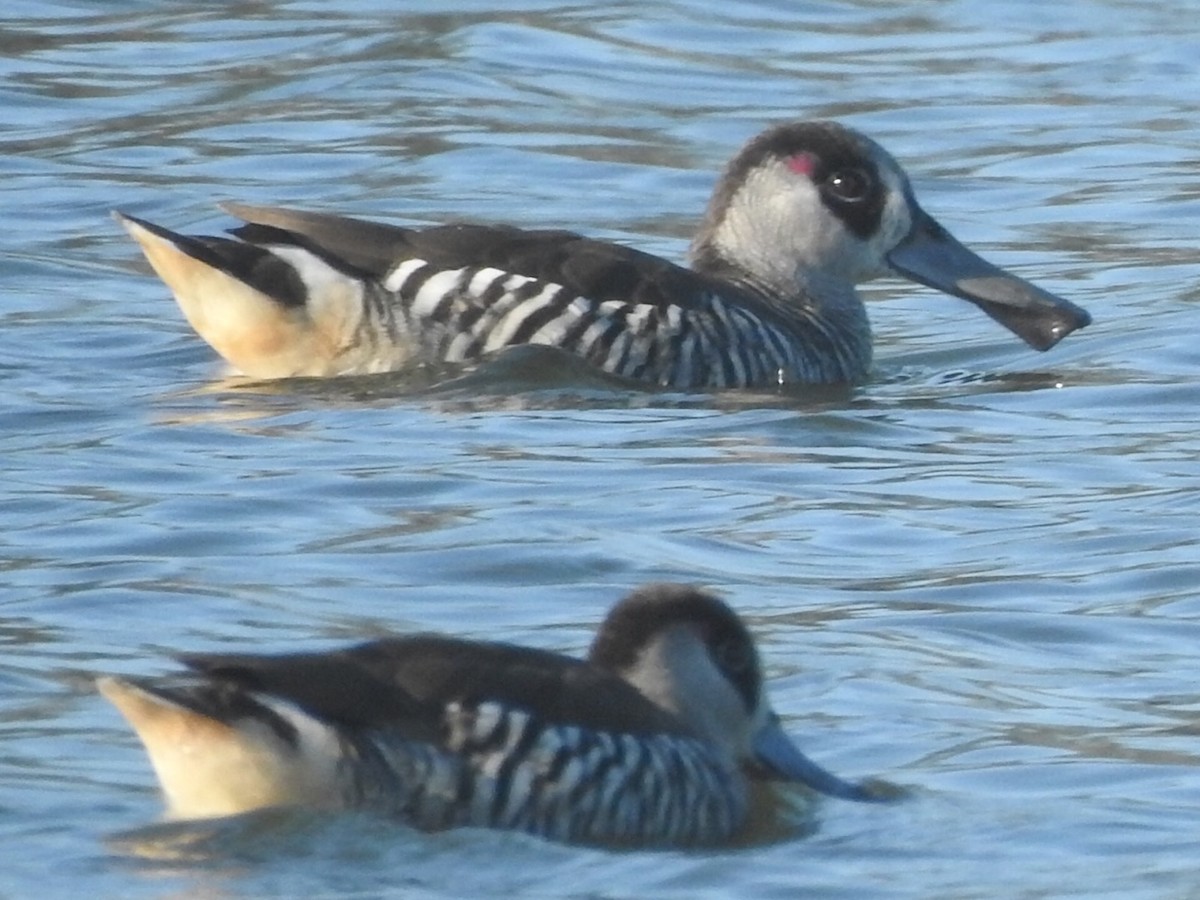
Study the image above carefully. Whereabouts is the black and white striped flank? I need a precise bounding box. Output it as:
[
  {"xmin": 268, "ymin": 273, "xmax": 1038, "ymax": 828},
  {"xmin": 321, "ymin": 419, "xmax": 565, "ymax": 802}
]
[
  {"xmin": 366, "ymin": 257, "xmax": 864, "ymax": 388},
  {"xmin": 351, "ymin": 701, "xmax": 746, "ymax": 847}
]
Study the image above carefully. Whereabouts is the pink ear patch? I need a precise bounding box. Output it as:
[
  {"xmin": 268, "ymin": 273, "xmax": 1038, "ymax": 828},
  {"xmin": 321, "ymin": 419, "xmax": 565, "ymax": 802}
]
[{"xmin": 785, "ymin": 153, "xmax": 818, "ymax": 177}]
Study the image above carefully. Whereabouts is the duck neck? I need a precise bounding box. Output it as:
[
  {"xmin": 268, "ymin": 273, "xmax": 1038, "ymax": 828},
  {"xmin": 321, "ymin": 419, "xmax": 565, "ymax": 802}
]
[{"xmin": 690, "ymin": 244, "xmax": 874, "ymax": 383}]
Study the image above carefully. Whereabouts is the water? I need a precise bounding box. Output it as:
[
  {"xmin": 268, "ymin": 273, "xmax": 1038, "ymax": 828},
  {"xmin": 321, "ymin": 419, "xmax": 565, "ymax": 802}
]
[{"xmin": 2, "ymin": 0, "xmax": 1199, "ymax": 896}]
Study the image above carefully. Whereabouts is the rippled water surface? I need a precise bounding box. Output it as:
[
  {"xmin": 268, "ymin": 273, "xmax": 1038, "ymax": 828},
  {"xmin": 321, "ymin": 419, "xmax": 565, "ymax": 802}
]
[{"xmin": 3, "ymin": 1, "xmax": 1199, "ymax": 897}]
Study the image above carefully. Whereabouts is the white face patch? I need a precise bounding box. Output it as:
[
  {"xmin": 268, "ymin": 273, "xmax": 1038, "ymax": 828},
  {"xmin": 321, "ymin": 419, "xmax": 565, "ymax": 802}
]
[
  {"xmin": 620, "ymin": 624, "xmax": 753, "ymax": 760},
  {"xmin": 863, "ymin": 144, "xmax": 917, "ymax": 271},
  {"xmin": 705, "ymin": 145, "xmax": 920, "ymax": 293},
  {"xmin": 714, "ymin": 161, "xmax": 852, "ymax": 292}
]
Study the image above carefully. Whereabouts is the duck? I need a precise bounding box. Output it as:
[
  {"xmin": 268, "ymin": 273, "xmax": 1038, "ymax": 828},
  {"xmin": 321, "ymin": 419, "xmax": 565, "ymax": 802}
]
[
  {"xmin": 98, "ymin": 583, "xmax": 891, "ymax": 848},
  {"xmin": 114, "ymin": 120, "xmax": 1090, "ymax": 389}
]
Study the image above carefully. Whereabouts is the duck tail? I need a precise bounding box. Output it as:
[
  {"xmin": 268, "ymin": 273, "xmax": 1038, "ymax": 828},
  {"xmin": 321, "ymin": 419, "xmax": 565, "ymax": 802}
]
[
  {"xmin": 98, "ymin": 675, "xmax": 346, "ymax": 819},
  {"xmin": 114, "ymin": 211, "xmax": 372, "ymax": 378}
]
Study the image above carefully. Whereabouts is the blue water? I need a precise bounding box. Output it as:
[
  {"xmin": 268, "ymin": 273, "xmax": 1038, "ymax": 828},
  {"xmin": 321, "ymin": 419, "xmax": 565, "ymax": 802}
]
[{"xmin": 2, "ymin": 1, "xmax": 1199, "ymax": 897}]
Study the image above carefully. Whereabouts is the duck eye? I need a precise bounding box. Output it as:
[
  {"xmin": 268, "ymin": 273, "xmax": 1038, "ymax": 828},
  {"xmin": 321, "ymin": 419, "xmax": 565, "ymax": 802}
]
[
  {"xmin": 824, "ymin": 167, "xmax": 872, "ymax": 203},
  {"xmin": 712, "ymin": 639, "xmax": 753, "ymax": 676}
]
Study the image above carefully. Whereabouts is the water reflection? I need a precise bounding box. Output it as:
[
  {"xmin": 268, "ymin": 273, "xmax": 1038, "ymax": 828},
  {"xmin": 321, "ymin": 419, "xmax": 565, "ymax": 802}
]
[{"xmin": 3, "ymin": 0, "xmax": 1200, "ymax": 896}]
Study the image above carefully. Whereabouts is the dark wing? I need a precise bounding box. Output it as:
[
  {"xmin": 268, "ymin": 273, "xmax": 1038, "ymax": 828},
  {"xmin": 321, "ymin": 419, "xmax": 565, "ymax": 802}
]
[
  {"xmin": 179, "ymin": 634, "xmax": 686, "ymax": 740},
  {"xmin": 221, "ymin": 202, "xmax": 721, "ymax": 310}
]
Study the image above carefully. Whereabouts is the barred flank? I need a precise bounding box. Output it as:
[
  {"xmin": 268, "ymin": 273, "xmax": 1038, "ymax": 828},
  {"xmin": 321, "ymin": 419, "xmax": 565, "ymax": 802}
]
[
  {"xmin": 374, "ymin": 258, "xmax": 861, "ymax": 388},
  {"xmin": 350, "ymin": 701, "xmax": 747, "ymax": 846}
]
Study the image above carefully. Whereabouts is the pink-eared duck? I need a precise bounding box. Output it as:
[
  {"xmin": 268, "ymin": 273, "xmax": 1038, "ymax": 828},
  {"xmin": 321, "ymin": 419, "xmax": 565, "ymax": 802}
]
[
  {"xmin": 115, "ymin": 120, "xmax": 1089, "ymax": 388},
  {"xmin": 99, "ymin": 584, "xmax": 893, "ymax": 848}
]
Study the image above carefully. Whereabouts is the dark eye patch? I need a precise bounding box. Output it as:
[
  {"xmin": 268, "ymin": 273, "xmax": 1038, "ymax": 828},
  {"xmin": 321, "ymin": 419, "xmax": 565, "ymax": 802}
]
[{"xmin": 711, "ymin": 638, "xmax": 753, "ymax": 678}]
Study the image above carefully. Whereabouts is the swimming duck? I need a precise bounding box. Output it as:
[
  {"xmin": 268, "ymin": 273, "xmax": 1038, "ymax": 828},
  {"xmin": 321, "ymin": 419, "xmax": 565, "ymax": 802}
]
[
  {"xmin": 115, "ymin": 120, "xmax": 1089, "ymax": 389},
  {"xmin": 98, "ymin": 584, "xmax": 889, "ymax": 848}
]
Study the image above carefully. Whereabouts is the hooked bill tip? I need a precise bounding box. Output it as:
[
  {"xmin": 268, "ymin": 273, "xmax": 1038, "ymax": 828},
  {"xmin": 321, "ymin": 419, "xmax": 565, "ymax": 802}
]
[{"xmin": 887, "ymin": 212, "xmax": 1092, "ymax": 351}]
